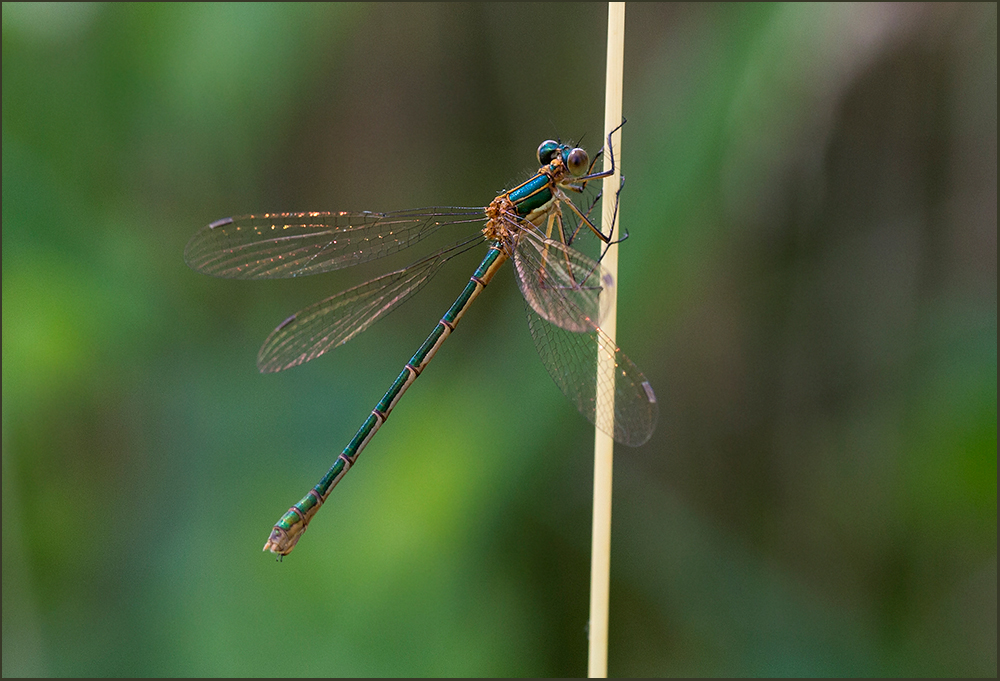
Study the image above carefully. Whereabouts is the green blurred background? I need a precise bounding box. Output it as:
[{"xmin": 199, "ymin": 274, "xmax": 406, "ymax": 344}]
[{"xmin": 3, "ymin": 2, "xmax": 996, "ymax": 676}]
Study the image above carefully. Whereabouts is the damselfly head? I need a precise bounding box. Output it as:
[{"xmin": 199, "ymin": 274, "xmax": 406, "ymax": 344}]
[{"xmin": 538, "ymin": 139, "xmax": 590, "ymax": 177}]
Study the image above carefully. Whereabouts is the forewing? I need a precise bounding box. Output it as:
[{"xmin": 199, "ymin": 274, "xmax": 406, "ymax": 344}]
[{"xmin": 185, "ymin": 208, "xmax": 482, "ymax": 279}]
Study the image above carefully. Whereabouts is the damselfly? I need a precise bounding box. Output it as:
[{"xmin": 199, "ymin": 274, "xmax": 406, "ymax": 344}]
[{"xmin": 185, "ymin": 130, "xmax": 657, "ymax": 557}]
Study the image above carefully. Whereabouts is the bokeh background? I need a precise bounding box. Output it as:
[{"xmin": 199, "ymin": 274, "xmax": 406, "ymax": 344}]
[{"xmin": 3, "ymin": 2, "xmax": 995, "ymax": 676}]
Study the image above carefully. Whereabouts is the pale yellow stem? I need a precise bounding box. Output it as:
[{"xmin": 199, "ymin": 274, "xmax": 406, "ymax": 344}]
[{"xmin": 588, "ymin": 2, "xmax": 625, "ymax": 678}]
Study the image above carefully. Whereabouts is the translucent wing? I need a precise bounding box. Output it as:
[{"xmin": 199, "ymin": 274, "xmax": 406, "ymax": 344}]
[
  {"xmin": 257, "ymin": 240, "xmax": 478, "ymax": 372},
  {"xmin": 184, "ymin": 208, "xmax": 483, "ymax": 279},
  {"xmin": 512, "ymin": 230, "xmax": 607, "ymax": 333},
  {"xmin": 522, "ymin": 287, "xmax": 657, "ymax": 447}
]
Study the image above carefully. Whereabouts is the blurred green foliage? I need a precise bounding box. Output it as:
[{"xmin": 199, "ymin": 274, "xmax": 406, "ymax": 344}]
[{"xmin": 3, "ymin": 2, "xmax": 995, "ymax": 676}]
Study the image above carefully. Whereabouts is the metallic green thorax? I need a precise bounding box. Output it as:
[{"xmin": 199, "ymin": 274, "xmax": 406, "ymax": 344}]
[
  {"xmin": 263, "ymin": 243, "xmax": 508, "ymax": 556},
  {"xmin": 507, "ymin": 172, "xmax": 554, "ymax": 217}
]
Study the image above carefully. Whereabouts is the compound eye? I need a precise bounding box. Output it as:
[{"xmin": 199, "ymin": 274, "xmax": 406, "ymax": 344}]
[
  {"xmin": 537, "ymin": 140, "xmax": 559, "ymax": 165},
  {"xmin": 567, "ymin": 147, "xmax": 590, "ymax": 175}
]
